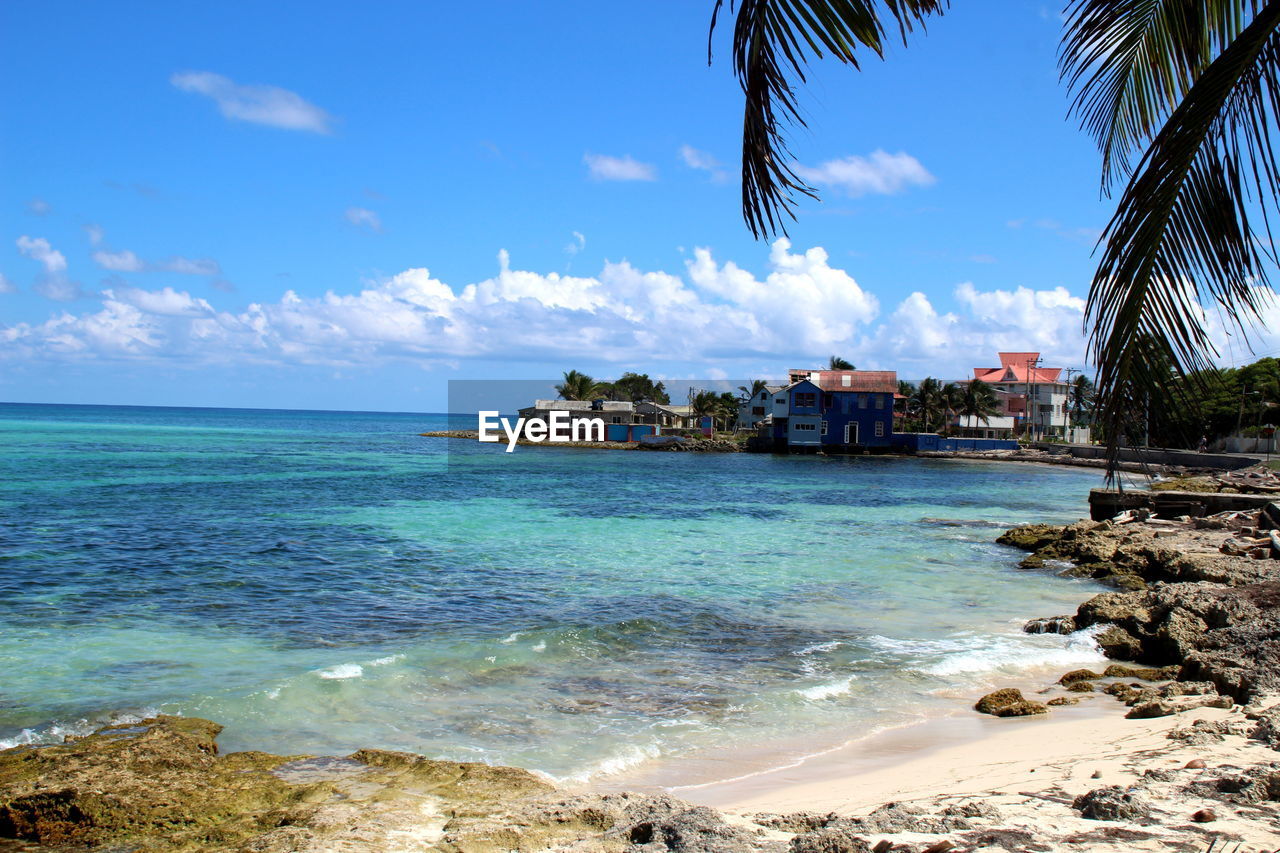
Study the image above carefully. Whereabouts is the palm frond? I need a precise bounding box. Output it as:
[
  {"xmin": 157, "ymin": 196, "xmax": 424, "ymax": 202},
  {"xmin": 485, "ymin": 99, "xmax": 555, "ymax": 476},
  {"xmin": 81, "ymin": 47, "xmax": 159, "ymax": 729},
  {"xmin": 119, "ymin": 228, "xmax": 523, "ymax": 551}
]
[
  {"xmin": 1087, "ymin": 1, "xmax": 1280, "ymax": 474},
  {"xmin": 1061, "ymin": 0, "xmax": 1249, "ymax": 192},
  {"xmin": 710, "ymin": 0, "xmax": 945, "ymax": 238}
]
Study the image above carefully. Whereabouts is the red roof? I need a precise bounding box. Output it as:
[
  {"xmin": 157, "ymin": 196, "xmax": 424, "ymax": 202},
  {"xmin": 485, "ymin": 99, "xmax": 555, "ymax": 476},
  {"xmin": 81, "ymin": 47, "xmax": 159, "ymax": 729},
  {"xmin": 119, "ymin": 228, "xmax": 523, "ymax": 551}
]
[
  {"xmin": 812, "ymin": 370, "xmax": 898, "ymax": 394},
  {"xmin": 973, "ymin": 352, "xmax": 1062, "ymax": 384}
]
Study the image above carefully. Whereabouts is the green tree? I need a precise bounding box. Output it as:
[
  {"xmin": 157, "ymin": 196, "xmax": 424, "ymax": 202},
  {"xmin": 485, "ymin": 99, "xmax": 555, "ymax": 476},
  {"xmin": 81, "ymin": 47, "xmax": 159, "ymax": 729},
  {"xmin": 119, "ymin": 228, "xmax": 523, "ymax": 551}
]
[
  {"xmin": 607, "ymin": 372, "xmax": 670, "ymax": 404},
  {"xmin": 828, "ymin": 356, "xmax": 855, "ymax": 370},
  {"xmin": 909, "ymin": 377, "xmax": 944, "ymax": 433},
  {"xmin": 1069, "ymin": 375, "xmax": 1095, "ymax": 428},
  {"xmin": 958, "ymin": 379, "xmax": 1002, "ymax": 427},
  {"xmin": 555, "ymin": 370, "xmax": 602, "ymax": 401},
  {"xmin": 739, "ymin": 378, "xmax": 770, "ymax": 401},
  {"xmin": 710, "ymin": 1, "xmax": 1280, "ymax": 470}
]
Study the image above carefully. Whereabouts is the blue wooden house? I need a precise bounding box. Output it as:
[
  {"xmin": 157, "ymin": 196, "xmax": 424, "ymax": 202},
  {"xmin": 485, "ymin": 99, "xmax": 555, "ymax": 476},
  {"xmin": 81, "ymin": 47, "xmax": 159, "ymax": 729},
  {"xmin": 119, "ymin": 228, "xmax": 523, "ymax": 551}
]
[{"xmin": 769, "ymin": 370, "xmax": 897, "ymax": 450}]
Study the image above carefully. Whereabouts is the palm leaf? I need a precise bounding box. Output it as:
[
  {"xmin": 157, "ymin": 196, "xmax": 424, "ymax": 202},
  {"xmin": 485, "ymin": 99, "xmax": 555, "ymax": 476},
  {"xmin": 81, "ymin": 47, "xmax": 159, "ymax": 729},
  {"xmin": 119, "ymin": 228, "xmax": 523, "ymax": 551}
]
[
  {"xmin": 1061, "ymin": 0, "xmax": 1250, "ymax": 191},
  {"xmin": 1079, "ymin": 1, "xmax": 1280, "ymax": 473},
  {"xmin": 710, "ymin": 0, "xmax": 945, "ymax": 238}
]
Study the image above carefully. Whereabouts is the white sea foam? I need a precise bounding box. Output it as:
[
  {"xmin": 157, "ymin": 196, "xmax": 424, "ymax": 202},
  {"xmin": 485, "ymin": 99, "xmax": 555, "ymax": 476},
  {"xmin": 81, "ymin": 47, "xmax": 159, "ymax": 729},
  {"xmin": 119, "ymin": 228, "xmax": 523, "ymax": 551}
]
[
  {"xmin": 921, "ymin": 628, "xmax": 1104, "ymax": 677},
  {"xmin": 796, "ymin": 675, "xmax": 857, "ymax": 700},
  {"xmin": 531, "ymin": 641, "xmax": 546, "ymax": 652},
  {"xmin": 499, "ymin": 632, "xmax": 523, "ymax": 644},
  {"xmin": 368, "ymin": 654, "xmax": 405, "ymax": 667},
  {"xmin": 316, "ymin": 663, "xmax": 364, "ymax": 680},
  {"xmin": 552, "ymin": 741, "xmax": 662, "ymax": 784},
  {"xmin": 795, "ymin": 640, "xmax": 842, "ymax": 656},
  {"xmin": 0, "ymin": 708, "xmax": 162, "ymax": 750}
]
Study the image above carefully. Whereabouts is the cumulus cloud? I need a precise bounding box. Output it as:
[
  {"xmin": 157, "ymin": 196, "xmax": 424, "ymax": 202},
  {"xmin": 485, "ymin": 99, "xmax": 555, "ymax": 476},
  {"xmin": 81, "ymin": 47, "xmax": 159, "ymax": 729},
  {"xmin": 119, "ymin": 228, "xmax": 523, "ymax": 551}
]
[
  {"xmin": 345, "ymin": 207, "xmax": 382, "ymax": 232},
  {"xmin": 584, "ymin": 153, "xmax": 656, "ymax": 182},
  {"xmin": 85, "ymin": 224, "xmax": 105, "ymax": 246},
  {"xmin": 793, "ymin": 150, "xmax": 935, "ymax": 197},
  {"xmin": 565, "ymin": 231, "xmax": 586, "ymax": 256},
  {"xmin": 0, "ymin": 241, "xmax": 1099, "ymax": 375},
  {"xmin": 171, "ymin": 71, "xmax": 334, "ymax": 133},
  {"xmin": 27, "ymin": 198, "xmax": 51, "ymax": 216},
  {"xmin": 17, "ymin": 236, "xmax": 66, "ymax": 273},
  {"xmin": 87, "ymin": 230, "xmax": 220, "ymax": 275},
  {"xmin": 679, "ymin": 144, "xmax": 729, "ymax": 183},
  {"xmin": 0, "ymin": 274, "xmax": 16, "ymax": 294}
]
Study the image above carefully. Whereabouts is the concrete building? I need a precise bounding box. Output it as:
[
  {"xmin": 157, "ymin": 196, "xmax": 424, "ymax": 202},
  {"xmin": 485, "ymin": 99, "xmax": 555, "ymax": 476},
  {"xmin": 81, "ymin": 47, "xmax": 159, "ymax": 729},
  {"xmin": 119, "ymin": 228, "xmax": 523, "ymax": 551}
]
[{"xmin": 971, "ymin": 352, "xmax": 1071, "ymax": 439}]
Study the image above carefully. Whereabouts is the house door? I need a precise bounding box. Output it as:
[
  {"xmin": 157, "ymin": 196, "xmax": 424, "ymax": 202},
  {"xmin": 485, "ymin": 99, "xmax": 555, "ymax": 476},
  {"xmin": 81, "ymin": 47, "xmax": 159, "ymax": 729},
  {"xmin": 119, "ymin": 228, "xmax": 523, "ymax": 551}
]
[{"xmin": 844, "ymin": 422, "xmax": 858, "ymax": 445}]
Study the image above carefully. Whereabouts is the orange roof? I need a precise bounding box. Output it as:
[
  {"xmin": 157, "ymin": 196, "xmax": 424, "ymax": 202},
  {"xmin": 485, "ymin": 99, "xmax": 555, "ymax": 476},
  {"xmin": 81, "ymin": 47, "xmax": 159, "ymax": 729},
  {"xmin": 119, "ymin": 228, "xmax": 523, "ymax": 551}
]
[
  {"xmin": 813, "ymin": 370, "xmax": 898, "ymax": 394},
  {"xmin": 974, "ymin": 353, "xmax": 1062, "ymax": 384}
]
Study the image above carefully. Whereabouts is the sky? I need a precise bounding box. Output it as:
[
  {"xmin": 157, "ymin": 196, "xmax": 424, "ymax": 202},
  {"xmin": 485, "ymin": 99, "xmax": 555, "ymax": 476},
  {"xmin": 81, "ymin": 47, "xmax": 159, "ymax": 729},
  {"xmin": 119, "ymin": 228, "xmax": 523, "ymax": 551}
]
[{"xmin": 4, "ymin": 1, "xmax": 1277, "ymax": 412}]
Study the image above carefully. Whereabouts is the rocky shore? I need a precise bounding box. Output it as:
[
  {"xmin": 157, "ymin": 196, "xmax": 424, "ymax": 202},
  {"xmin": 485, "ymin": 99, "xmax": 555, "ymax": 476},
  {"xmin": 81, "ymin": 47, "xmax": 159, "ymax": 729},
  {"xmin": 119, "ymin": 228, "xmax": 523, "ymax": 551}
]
[{"xmin": 5, "ymin": 511, "xmax": 1280, "ymax": 851}]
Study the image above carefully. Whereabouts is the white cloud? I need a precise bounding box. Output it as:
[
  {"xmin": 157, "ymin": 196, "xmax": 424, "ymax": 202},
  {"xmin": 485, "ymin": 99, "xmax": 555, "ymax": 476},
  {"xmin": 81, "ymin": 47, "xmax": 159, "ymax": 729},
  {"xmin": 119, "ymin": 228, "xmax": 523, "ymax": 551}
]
[
  {"xmin": 0, "ymin": 274, "xmax": 16, "ymax": 294},
  {"xmin": 27, "ymin": 198, "xmax": 51, "ymax": 216},
  {"xmin": 584, "ymin": 153, "xmax": 656, "ymax": 182},
  {"xmin": 793, "ymin": 150, "xmax": 935, "ymax": 197},
  {"xmin": 93, "ymin": 249, "xmax": 146, "ymax": 272},
  {"xmin": 678, "ymin": 144, "xmax": 729, "ymax": 183},
  {"xmin": 0, "ymin": 241, "xmax": 1098, "ymax": 375},
  {"xmin": 17, "ymin": 236, "xmax": 66, "ymax": 273},
  {"xmin": 171, "ymin": 71, "xmax": 334, "ymax": 133},
  {"xmin": 565, "ymin": 231, "xmax": 586, "ymax": 255},
  {"xmin": 345, "ymin": 207, "xmax": 382, "ymax": 232},
  {"xmin": 85, "ymin": 224, "xmax": 105, "ymax": 246},
  {"xmin": 159, "ymin": 257, "xmax": 221, "ymax": 275}
]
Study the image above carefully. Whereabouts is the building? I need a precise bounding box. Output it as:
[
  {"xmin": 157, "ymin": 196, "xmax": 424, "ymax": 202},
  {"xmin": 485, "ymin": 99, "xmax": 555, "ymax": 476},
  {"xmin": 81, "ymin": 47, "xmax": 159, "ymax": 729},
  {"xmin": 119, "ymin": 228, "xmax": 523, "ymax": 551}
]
[
  {"xmin": 766, "ymin": 370, "xmax": 898, "ymax": 450},
  {"xmin": 737, "ymin": 384, "xmax": 784, "ymax": 431},
  {"xmin": 971, "ymin": 352, "xmax": 1071, "ymax": 439},
  {"xmin": 516, "ymin": 399, "xmax": 659, "ymax": 442}
]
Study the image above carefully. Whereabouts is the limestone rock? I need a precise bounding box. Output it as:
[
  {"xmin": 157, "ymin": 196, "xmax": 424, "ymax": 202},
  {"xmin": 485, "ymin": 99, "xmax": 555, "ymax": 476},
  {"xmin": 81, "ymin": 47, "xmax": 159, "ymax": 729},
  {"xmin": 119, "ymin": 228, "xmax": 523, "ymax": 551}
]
[
  {"xmin": 1072, "ymin": 786, "xmax": 1151, "ymax": 821},
  {"xmin": 974, "ymin": 689, "xmax": 1047, "ymax": 717}
]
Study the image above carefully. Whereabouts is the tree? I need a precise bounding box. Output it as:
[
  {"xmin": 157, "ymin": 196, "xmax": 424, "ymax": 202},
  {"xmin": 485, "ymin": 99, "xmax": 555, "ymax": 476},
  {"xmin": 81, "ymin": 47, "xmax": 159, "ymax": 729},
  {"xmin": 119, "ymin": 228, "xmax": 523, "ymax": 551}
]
[
  {"xmin": 940, "ymin": 382, "xmax": 964, "ymax": 433},
  {"xmin": 606, "ymin": 372, "xmax": 670, "ymax": 404},
  {"xmin": 1068, "ymin": 375, "xmax": 1095, "ymax": 428},
  {"xmin": 555, "ymin": 370, "xmax": 602, "ymax": 401},
  {"xmin": 958, "ymin": 378, "xmax": 1001, "ymax": 426},
  {"xmin": 710, "ymin": 1, "xmax": 1280, "ymax": 472},
  {"xmin": 739, "ymin": 378, "xmax": 770, "ymax": 401},
  {"xmin": 909, "ymin": 377, "xmax": 944, "ymax": 433},
  {"xmin": 828, "ymin": 356, "xmax": 855, "ymax": 370}
]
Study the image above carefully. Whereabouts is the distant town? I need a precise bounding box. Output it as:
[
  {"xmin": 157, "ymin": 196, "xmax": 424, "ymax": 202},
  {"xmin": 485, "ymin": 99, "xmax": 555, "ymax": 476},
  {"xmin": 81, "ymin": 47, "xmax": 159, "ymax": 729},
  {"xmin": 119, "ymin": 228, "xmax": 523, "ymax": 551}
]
[{"xmin": 517, "ymin": 351, "xmax": 1095, "ymax": 453}]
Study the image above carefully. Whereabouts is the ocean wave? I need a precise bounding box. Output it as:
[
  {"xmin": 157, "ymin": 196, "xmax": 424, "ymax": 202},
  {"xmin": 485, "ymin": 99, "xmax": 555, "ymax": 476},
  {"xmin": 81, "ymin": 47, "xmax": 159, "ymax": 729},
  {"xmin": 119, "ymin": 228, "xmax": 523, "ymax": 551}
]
[
  {"xmin": 795, "ymin": 640, "xmax": 843, "ymax": 656},
  {"xmin": 795, "ymin": 675, "xmax": 857, "ymax": 701},
  {"xmin": 367, "ymin": 654, "xmax": 405, "ymax": 667},
  {"xmin": 315, "ymin": 663, "xmax": 364, "ymax": 680},
  {"xmin": 552, "ymin": 741, "xmax": 663, "ymax": 784}
]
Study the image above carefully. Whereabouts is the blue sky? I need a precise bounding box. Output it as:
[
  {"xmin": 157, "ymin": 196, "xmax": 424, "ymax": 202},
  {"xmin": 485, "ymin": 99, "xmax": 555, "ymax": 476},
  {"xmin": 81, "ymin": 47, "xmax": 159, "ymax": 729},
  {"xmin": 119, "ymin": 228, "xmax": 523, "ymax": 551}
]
[{"xmin": 4, "ymin": 1, "xmax": 1236, "ymax": 411}]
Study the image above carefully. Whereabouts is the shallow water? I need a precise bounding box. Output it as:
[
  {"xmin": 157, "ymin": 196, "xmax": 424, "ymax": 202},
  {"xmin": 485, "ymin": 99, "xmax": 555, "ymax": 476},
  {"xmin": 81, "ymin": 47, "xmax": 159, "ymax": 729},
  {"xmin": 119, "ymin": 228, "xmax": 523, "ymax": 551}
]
[{"xmin": 0, "ymin": 403, "xmax": 1108, "ymax": 781}]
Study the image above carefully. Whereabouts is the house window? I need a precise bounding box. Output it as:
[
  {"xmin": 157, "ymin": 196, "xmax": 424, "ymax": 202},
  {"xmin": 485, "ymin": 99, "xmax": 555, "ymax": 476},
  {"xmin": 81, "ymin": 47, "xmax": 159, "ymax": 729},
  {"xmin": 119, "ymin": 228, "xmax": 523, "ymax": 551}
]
[
  {"xmin": 841, "ymin": 374, "xmax": 852, "ymax": 387},
  {"xmin": 875, "ymin": 420, "xmax": 885, "ymax": 437},
  {"xmin": 875, "ymin": 395, "xmax": 885, "ymax": 409},
  {"xmin": 795, "ymin": 392, "xmax": 816, "ymax": 408},
  {"xmin": 859, "ymin": 394, "xmax": 868, "ymax": 409},
  {"xmin": 822, "ymin": 393, "xmax": 834, "ymax": 409},
  {"xmin": 752, "ymin": 406, "xmax": 765, "ymax": 415},
  {"xmin": 820, "ymin": 420, "xmax": 828, "ymax": 436},
  {"xmin": 775, "ymin": 398, "xmax": 786, "ymax": 405},
  {"xmin": 612, "ymin": 416, "xmax": 623, "ymax": 423},
  {"xmin": 795, "ymin": 422, "xmax": 816, "ymax": 431}
]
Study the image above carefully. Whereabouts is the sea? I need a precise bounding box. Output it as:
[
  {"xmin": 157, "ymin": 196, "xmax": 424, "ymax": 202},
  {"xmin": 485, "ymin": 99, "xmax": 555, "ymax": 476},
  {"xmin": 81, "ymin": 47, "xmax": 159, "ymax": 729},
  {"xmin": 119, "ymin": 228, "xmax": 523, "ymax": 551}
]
[{"xmin": 0, "ymin": 402, "xmax": 1110, "ymax": 784}]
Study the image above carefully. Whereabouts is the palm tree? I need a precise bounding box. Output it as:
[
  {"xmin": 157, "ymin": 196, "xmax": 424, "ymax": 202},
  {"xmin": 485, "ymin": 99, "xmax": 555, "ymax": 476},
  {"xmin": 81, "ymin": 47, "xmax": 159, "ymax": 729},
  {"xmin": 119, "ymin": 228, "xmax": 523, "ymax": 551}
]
[
  {"xmin": 555, "ymin": 370, "xmax": 601, "ymax": 401},
  {"xmin": 828, "ymin": 356, "xmax": 855, "ymax": 370},
  {"xmin": 909, "ymin": 377, "xmax": 944, "ymax": 433},
  {"xmin": 710, "ymin": 2, "xmax": 1280, "ymax": 473},
  {"xmin": 958, "ymin": 379, "xmax": 1002, "ymax": 427},
  {"xmin": 1069, "ymin": 374, "xmax": 1096, "ymax": 428},
  {"xmin": 690, "ymin": 389, "xmax": 725, "ymax": 430},
  {"xmin": 738, "ymin": 378, "xmax": 770, "ymax": 401},
  {"xmin": 940, "ymin": 382, "xmax": 964, "ymax": 434}
]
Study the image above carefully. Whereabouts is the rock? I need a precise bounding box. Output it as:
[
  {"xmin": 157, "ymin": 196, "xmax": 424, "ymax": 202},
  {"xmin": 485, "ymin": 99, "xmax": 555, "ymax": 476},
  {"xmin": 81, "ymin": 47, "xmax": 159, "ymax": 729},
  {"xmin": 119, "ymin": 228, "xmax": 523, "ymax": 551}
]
[
  {"xmin": 1125, "ymin": 694, "xmax": 1233, "ymax": 719},
  {"xmin": 1095, "ymin": 626, "xmax": 1145, "ymax": 660},
  {"xmin": 1047, "ymin": 697, "xmax": 1079, "ymax": 706},
  {"xmin": 1024, "ymin": 615, "xmax": 1076, "ymax": 634},
  {"xmin": 997, "ymin": 524, "xmax": 1064, "ymax": 552},
  {"xmin": 1059, "ymin": 669, "xmax": 1103, "ymax": 685},
  {"xmin": 1185, "ymin": 759, "xmax": 1207, "ymax": 769},
  {"xmin": 1072, "ymin": 786, "xmax": 1152, "ymax": 821},
  {"xmin": 1067, "ymin": 681, "xmax": 1096, "ymax": 693},
  {"xmin": 1102, "ymin": 664, "xmax": 1180, "ymax": 681},
  {"xmin": 1191, "ymin": 808, "xmax": 1217, "ymax": 822},
  {"xmin": 974, "ymin": 689, "xmax": 1047, "ymax": 717},
  {"xmin": 789, "ymin": 827, "xmax": 871, "ymax": 853}
]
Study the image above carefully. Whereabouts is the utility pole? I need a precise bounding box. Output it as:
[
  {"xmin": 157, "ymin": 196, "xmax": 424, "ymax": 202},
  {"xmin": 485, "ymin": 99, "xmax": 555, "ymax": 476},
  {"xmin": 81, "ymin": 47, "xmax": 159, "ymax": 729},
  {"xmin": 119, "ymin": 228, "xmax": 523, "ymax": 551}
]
[{"xmin": 1025, "ymin": 356, "xmax": 1042, "ymax": 442}]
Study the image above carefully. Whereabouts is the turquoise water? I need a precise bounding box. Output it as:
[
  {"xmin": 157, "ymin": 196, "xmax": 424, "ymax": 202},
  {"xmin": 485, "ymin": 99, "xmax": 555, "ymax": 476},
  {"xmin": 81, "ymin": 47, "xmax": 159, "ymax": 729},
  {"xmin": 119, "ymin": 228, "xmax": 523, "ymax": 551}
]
[{"xmin": 0, "ymin": 403, "xmax": 1108, "ymax": 781}]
